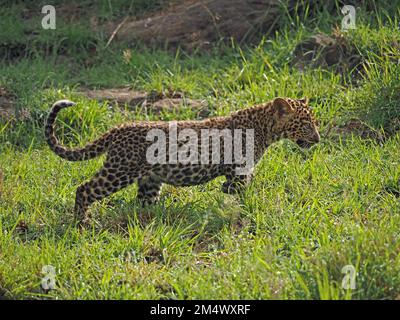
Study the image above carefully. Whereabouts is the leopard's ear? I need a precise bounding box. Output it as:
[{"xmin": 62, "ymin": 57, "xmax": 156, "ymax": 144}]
[
  {"xmin": 273, "ymin": 97, "xmax": 294, "ymax": 116},
  {"xmin": 299, "ymin": 97, "xmax": 309, "ymax": 105}
]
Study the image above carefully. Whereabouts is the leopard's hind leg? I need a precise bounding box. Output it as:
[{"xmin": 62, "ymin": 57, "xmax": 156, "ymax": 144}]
[{"xmin": 74, "ymin": 163, "xmax": 142, "ymax": 226}]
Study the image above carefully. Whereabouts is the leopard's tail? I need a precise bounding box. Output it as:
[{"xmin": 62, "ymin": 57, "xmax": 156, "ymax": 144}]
[{"xmin": 45, "ymin": 100, "xmax": 111, "ymax": 161}]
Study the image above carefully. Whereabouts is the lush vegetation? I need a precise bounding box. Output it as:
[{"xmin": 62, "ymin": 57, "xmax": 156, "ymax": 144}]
[{"xmin": 0, "ymin": 1, "xmax": 399, "ymax": 299}]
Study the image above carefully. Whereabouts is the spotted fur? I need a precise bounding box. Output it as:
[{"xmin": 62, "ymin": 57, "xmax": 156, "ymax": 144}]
[{"xmin": 45, "ymin": 97, "xmax": 320, "ymax": 225}]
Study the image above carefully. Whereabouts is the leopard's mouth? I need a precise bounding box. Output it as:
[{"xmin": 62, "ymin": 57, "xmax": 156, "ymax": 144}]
[{"xmin": 296, "ymin": 139, "xmax": 312, "ymax": 149}]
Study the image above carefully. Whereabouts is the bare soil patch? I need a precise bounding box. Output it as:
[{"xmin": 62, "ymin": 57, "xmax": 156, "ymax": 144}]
[
  {"xmin": 78, "ymin": 87, "xmax": 210, "ymax": 118},
  {"xmin": 0, "ymin": 168, "xmax": 3, "ymax": 198},
  {"xmin": 0, "ymin": 87, "xmax": 15, "ymax": 120},
  {"xmin": 0, "ymin": 87, "xmax": 31, "ymax": 121}
]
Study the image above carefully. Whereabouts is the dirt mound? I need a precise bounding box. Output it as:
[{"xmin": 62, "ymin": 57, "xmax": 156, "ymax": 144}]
[
  {"xmin": 326, "ymin": 118, "xmax": 386, "ymax": 142},
  {"xmin": 292, "ymin": 30, "xmax": 363, "ymax": 77},
  {"xmin": 0, "ymin": 87, "xmax": 31, "ymax": 121},
  {"xmin": 0, "ymin": 87, "xmax": 15, "ymax": 120},
  {"xmin": 106, "ymin": 0, "xmax": 282, "ymax": 50},
  {"xmin": 78, "ymin": 87, "xmax": 210, "ymax": 118}
]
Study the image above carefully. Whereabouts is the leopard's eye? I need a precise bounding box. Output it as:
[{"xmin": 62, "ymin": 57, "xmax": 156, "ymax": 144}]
[{"xmin": 304, "ymin": 123, "xmax": 314, "ymax": 133}]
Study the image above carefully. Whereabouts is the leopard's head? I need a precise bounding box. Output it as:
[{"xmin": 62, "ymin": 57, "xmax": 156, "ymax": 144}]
[{"xmin": 273, "ymin": 97, "xmax": 320, "ymax": 148}]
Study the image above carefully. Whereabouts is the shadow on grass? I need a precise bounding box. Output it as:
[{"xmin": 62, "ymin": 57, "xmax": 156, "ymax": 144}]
[
  {"xmin": 0, "ymin": 287, "xmax": 9, "ymax": 300},
  {"xmin": 101, "ymin": 195, "xmax": 243, "ymax": 232},
  {"xmin": 9, "ymin": 190, "xmax": 248, "ymax": 255}
]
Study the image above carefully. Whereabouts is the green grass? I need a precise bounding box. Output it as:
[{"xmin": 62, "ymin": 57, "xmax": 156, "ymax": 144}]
[{"xmin": 0, "ymin": 1, "xmax": 399, "ymax": 299}]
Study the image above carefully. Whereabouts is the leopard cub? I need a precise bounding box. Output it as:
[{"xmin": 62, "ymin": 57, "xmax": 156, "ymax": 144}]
[{"xmin": 45, "ymin": 97, "xmax": 320, "ymax": 225}]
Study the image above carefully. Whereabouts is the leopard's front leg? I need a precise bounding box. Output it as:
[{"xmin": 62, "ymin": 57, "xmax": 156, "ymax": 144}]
[
  {"xmin": 222, "ymin": 171, "xmax": 254, "ymax": 194},
  {"xmin": 137, "ymin": 176, "xmax": 162, "ymax": 206}
]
